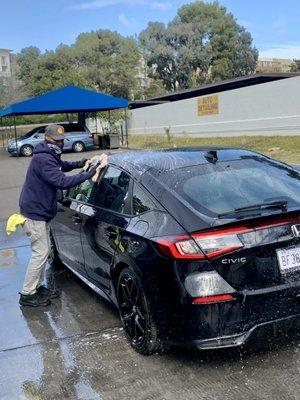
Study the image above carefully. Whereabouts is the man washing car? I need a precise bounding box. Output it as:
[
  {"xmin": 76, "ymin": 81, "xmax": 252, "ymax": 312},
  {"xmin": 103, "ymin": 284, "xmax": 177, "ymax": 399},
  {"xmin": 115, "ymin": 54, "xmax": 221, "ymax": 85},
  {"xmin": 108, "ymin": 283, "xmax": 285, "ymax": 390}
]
[{"xmin": 19, "ymin": 124, "xmax": 105, "ymax": 307}]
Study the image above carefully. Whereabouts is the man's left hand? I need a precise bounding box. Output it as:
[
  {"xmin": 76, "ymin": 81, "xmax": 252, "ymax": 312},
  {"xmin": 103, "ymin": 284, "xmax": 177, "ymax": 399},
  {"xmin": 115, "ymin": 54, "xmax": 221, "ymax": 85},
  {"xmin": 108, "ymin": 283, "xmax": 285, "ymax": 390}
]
[{"xmin": 77, "ymin": 158, "xmax": 89, "ymax": 169}]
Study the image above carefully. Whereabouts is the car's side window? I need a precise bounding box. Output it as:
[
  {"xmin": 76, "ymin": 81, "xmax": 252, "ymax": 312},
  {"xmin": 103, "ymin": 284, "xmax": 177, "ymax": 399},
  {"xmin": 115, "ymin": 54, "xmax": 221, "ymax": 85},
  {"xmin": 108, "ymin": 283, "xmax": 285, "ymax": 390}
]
[
  {"xmin": 132, "ymin": 183, "xmax": 155, "ymax": 215},
  {"xmin": 90, "ymin": 166, "xmax": 130, "ymax": 214},
  {"xmin": 33, "ymin": 127, "xmax": 45, "ymax": 139},
  {"xmin": 72, "ymin": 124, "xmax": 85, "ymax": 132},
  {"xmin": 63, "ymin": 124, "xmax": 72, "ymax": 133},
  {"xmin": 67, "ymin": 179, "xmax": 95, "ymax": 203}
]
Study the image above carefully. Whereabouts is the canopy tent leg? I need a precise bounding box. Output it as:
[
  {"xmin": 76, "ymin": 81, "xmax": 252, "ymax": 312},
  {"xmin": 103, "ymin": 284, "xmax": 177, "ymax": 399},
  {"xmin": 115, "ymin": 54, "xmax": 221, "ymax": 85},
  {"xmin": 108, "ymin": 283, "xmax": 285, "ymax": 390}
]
[
  {"xmin": 120, "ymin": 124, "xmax": 124, "ymax": 146},
  {"xmin": 13, "ymin": 115, "xmax": 19, "ymax": 159},
  {"xmin": 0, "ymin": 117, "xmax": 4, "ymax": 148},
  {"xmin": 125, "ymin": 108, "xmax": 128, "ymax": 148}
]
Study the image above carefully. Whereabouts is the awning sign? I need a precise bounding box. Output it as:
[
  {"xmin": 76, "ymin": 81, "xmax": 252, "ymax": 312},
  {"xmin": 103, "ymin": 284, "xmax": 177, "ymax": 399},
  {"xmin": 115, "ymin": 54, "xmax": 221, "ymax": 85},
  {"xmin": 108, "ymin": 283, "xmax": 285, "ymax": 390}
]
[{"xmin": 197, "ymin": 94, "xmax": 219, "ymax": 116}]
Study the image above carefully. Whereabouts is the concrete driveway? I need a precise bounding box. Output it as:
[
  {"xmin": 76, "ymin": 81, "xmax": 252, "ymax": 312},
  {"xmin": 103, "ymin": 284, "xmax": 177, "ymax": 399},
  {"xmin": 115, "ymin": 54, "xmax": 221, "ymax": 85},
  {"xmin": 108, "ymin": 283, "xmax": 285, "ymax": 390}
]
[
  {"xmin": 0, "ymin": 148, "xmax": 299, "ymax": 400},
  {"xmin": 1, "ymin": 222, "xmax": 299, "ymax": 400}
]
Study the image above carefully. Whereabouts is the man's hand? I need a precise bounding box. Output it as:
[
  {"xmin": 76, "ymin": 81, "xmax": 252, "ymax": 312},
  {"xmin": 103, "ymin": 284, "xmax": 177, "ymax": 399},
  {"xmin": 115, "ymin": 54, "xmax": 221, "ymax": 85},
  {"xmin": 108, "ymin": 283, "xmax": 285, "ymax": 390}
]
[
  {"xmin": 82, "ymin": 159, "xmax": 92, "ymax": 171},
  {"xmin": 91, "ymin": 154, "xmax": 108, "ymax": 182},
  {"xmin": 76, "ymin": 158, "xmax": 89, "ymax": 169}
]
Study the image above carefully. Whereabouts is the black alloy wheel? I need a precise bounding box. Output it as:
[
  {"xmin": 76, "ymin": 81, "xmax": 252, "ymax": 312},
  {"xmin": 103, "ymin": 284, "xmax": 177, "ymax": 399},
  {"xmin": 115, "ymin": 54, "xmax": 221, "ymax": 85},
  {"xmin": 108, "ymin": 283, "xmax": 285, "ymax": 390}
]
[
  {"xmin": 117, "ymin": 267, "xmax": 162, "ymax": 355},
  {"xmin": 20, "ymin": 144, "xmax": 33, "ymax": 157}
]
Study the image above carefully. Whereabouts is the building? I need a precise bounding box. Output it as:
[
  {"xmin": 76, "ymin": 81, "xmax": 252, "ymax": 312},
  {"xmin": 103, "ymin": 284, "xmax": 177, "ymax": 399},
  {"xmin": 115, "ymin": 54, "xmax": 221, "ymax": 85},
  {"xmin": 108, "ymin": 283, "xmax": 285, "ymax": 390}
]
[
  {"xmin": 128, "ymin": 73, "xmax": 300, "ymax": 137},
  {"xmin": 0, "ymin": 49, "xmax": 13, "ymax": 80},
  {"xmin": 255, "ymin": 57, "xmax": 295, "ymax": 73}
]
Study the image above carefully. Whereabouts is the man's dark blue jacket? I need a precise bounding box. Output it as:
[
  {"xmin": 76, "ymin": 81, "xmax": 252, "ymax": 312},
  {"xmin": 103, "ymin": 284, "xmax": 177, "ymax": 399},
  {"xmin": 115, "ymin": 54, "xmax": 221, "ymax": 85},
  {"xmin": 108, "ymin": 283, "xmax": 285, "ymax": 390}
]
[{"xmin": 19, "ymin": 142, "xmax": 91, "ymax": 222}]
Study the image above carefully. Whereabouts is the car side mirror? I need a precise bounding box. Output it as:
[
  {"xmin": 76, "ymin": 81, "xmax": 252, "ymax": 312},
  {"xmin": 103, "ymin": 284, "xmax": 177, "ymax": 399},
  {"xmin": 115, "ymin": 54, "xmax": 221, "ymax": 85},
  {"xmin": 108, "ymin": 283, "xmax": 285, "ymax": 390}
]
[
  {"xmin": 33, "ymin": 134, "xmax": 39, "ymax": 139},
  {"xmin": 56, "ymin": 189, "xmax": 64, "ymax": 202}
]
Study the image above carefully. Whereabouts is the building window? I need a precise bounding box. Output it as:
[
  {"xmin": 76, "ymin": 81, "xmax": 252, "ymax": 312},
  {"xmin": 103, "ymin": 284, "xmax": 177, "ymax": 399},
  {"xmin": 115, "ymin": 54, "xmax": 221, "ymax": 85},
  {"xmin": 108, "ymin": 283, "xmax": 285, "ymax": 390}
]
[
  {"xmin": 2, "ymin": 65, "xmax": 7, "ymax": 72},
  {"xmin": 1, "ymin": 56, "xmax": 7, "ymax": 65}
]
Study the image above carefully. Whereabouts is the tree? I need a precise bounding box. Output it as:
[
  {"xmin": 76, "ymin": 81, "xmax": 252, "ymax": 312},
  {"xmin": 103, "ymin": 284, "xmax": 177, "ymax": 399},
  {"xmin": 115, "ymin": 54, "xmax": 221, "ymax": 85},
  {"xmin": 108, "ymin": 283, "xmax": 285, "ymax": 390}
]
[
  {"xmin": 23, "ymin": 46, "xmax": 89, "ymax": 96},
  {"xmin": 17, "ymin": 46, "xmax": 41, "ymax": 83},
  {"xmin": 139, "ymin": 1, "xmax": 258, "ymax": 91},
  {"xmin": 0, "ymin": 77, "xmax": 26, "ymax": 108},
  {"xmin": 290, "ymin": 60, "xmax": 300, "ymax": 72},
  {"xmin": 73, "ymin": 30, "xmax": 140, "ymax": 99},
  {"xmin": 17, "ymin": 30, "xmax": 140, "ymax": 99}
]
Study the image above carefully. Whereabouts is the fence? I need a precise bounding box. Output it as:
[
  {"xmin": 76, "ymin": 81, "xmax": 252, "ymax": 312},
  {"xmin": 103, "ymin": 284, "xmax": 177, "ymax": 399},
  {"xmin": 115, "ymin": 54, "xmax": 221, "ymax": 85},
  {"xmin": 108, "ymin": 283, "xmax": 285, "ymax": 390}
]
[{"xmin": 0, "ymin": 124, "xmax": 37, "ymax": 148}]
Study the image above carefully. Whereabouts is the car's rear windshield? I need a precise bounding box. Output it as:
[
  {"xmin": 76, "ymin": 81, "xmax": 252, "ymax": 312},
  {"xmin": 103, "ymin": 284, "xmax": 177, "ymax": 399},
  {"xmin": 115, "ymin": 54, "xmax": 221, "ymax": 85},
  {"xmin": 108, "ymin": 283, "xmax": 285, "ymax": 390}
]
[{"xmin": 159, "ymin": 157, "xmax": 300, "ymax": 216}]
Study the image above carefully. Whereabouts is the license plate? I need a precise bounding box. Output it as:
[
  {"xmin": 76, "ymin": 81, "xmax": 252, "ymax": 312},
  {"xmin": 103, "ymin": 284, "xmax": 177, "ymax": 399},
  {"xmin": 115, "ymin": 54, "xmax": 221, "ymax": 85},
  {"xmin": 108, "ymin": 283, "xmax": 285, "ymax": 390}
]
[{"xmin": 277, "ymin": 246, "xmax": 300, "ymax": 273}]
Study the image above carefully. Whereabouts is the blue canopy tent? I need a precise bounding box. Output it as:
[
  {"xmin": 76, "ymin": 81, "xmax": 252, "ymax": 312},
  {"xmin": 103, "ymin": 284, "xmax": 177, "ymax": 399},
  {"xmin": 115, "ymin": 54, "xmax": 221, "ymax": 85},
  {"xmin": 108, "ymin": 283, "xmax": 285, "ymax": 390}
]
[{"xmin": 0, "ymin": 85, "xmax": 129, "ymax": 154}]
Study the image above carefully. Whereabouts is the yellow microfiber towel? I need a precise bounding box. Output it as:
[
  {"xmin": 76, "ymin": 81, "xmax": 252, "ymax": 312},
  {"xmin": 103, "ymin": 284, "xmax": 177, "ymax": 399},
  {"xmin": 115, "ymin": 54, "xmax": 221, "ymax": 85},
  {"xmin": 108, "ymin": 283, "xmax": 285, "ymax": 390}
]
[{"xmin": 6, "ymin": 214, "xmax": 27, "ymax": 235}]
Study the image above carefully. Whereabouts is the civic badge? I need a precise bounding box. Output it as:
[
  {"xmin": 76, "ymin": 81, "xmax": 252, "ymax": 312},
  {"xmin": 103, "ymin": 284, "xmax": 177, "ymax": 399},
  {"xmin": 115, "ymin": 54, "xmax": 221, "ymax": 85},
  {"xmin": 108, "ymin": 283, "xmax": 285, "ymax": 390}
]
[{"xmin": 291, "ymin": 224, "xmax": 300, "ymax": 238}]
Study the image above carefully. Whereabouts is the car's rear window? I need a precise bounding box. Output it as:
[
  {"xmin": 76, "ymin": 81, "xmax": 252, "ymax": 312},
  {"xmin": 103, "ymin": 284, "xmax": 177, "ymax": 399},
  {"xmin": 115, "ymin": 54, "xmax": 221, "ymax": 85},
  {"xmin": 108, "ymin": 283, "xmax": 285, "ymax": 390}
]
[
  {"xmin": 159, "ymin": 157, "xmax": 300, "ymax": 216},
  {"xmin": 63, "ymin": 124, "xmax": 85, "ymax": 133}
]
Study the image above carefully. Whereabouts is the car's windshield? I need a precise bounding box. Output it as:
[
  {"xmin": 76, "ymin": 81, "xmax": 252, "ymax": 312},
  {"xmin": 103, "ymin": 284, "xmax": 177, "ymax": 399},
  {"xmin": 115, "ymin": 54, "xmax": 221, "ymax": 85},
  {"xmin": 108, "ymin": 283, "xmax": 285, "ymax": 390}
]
[
  {"xmin": 19, "ymin": 127, "xmax": 41, "ymax": 140},
  {"xmin": 159, "ymin": 157, "xmax": 300, "ymax": 217}
]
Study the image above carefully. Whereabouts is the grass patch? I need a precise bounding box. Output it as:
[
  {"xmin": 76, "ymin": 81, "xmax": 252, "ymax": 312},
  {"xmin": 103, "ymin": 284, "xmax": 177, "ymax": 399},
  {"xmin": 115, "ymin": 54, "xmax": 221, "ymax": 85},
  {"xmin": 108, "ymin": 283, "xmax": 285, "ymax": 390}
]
[{"xmin": 128, "ymin": 135, "xmax": 300, "ymax": 164}]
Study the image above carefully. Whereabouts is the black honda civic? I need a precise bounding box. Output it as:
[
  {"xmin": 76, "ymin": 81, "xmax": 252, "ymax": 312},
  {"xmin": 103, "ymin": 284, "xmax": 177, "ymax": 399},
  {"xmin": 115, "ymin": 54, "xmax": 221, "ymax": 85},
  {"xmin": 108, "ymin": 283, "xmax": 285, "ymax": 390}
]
[{"xmin": 50, "ymin": 148, "xmax": 300, "ymax": 354}]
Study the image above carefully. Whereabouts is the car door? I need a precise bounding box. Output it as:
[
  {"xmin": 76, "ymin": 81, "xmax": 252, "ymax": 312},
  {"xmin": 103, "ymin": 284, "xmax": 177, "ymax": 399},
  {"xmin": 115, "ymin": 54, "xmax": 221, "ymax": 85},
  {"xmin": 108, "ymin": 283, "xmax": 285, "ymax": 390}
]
[
  {"xmin": 52, "ymin": 179, "xmax": 95, "ymax": 276},
  {"xmin": 80, "ymin": 166, "xmax": 132, "ymax": 291}
]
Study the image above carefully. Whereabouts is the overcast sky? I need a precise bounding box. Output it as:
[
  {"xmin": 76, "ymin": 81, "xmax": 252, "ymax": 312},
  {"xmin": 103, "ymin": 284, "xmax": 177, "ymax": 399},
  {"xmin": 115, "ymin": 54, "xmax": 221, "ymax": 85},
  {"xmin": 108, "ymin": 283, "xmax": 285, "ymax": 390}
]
[{"xmin": 2, "ymin": 0, "xmax": 300, "ymax": 59}]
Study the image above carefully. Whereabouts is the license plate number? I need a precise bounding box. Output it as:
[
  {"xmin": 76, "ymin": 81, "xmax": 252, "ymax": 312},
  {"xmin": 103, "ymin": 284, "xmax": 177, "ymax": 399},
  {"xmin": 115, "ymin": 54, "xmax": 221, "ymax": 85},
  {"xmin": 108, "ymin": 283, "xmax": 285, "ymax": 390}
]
[{"xmin": 277, "ymin": 246, "xmax": 300, "ymax": 273}]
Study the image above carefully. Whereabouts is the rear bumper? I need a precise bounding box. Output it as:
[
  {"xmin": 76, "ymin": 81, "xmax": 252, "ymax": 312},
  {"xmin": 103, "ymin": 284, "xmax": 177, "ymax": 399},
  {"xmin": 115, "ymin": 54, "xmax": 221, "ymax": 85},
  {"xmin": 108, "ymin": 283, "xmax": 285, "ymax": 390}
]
[
  {"xmin": 188, "ymin": 313, "xmax": 300, "ymax": 349},
  {"xmin": 154, "ymin": 280, "xmax": 300, "ymax": 349}
]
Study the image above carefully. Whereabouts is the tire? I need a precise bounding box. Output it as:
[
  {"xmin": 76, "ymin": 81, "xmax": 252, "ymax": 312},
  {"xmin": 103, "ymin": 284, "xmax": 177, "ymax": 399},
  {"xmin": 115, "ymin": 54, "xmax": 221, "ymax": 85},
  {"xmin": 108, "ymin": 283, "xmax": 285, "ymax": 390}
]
[
  {"xmin": 72, "ymin": 141, "xmax": 85, "ymax": 153},
  {"xmin": 20, "ymin": 144, "xmax": 33, "ymax": 157},
  {"xmin": 117, "ymin": 267, "xmax": 163, "ymax": 355}
]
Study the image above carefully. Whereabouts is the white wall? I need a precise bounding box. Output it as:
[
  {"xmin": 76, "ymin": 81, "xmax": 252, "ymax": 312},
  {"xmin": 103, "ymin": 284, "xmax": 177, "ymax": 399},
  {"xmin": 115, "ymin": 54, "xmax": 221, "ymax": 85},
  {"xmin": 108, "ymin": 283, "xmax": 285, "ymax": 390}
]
[{"xmin": 128, "ymin": 76, "xmax": 300, "ymax": 136}]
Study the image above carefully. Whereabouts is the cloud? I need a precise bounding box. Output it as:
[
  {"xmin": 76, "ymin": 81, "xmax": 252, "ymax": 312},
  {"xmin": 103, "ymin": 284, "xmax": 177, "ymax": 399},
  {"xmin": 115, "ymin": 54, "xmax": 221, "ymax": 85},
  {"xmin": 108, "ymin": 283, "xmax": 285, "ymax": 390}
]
[
  {"xmin": 118, "ymin": 13, "xmax": 136, "ymax": 27},
  {"xmin": 273, "ymin": 18, "xmax": 286, "ymax": 37},
  {"xmin": 118, "ymin": 13, "xmax": 130, "ymax": 27},
  {"xmin": 70, "ymin": 0, "xmax": 144, "ymax": 10},
  {"xmin": 150, "ymin": 1, "xmax": 172, "ymax": 10},
  {"xmin": 69, "ymin": 0, "xmax": 172, "ymax": 11},
  {"xmin": 259, "ymin": 44, "xmax": 300, "ymax": 59}
]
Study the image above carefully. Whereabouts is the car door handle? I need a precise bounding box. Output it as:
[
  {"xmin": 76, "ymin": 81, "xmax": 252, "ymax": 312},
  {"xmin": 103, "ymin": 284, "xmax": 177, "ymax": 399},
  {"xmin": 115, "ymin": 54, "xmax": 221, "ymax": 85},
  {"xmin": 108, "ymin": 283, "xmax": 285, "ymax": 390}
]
[
  {"xmin": 106, "ymin": 227, "xmax": 118, "ymax": 240},
  {"xmin": 72, "ymin": 214, "xmax": 82, "ymax": 224}
]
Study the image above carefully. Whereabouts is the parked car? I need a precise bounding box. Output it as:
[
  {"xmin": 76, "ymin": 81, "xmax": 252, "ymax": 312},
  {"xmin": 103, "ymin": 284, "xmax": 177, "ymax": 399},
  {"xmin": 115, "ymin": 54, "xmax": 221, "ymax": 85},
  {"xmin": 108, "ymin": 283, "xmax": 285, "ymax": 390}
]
[
  {"xmin": 7, "ymin": 123, "xmax": 95, "ymax": 156},
  {"xmin": 50, "ymin": 148, "xmax": 300, "ymax": 354}
]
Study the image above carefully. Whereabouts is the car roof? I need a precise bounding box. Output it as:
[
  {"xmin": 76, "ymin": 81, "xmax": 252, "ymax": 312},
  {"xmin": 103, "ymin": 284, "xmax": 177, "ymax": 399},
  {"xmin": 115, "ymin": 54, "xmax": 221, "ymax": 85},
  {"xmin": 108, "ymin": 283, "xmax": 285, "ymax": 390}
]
[
  {"xmin": 35, "ymin": 123, "xmax": 83, "ymax": 128},
  {"xmin": 109, "ymin": 147, "xmax": 264, "ymax": 178}
]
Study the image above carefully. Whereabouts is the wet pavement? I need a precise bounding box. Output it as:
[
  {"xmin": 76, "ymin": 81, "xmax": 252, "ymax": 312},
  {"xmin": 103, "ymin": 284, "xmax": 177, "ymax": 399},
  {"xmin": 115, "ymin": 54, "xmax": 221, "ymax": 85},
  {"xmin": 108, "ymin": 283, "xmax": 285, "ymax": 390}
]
[{"xmin": 0, "ymin": 222, "xmax": 299, "ymax": 400}]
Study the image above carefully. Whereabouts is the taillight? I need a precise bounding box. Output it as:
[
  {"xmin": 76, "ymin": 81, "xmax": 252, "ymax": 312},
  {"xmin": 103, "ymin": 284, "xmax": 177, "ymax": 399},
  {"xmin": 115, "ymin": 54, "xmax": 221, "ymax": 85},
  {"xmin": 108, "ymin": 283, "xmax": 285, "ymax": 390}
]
[
  {"xmin": 154, "ymin": 226, "xmax": 250, "ymax": 260},
  {"xmin": 192, "ymin": 294, "xmax": 234, "ymax": 305}
]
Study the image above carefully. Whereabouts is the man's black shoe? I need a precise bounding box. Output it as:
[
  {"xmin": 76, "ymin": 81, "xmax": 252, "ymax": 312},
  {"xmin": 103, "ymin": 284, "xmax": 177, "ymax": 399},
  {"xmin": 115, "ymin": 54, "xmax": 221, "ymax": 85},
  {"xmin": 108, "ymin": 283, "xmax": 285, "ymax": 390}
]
[
  {"xmin": 37, "ymin": 285, "xmax": 60, "ymax": 299},
  {"xmin": 19, "ymin": 293, "xmax": 51, "ymax": 307}
]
